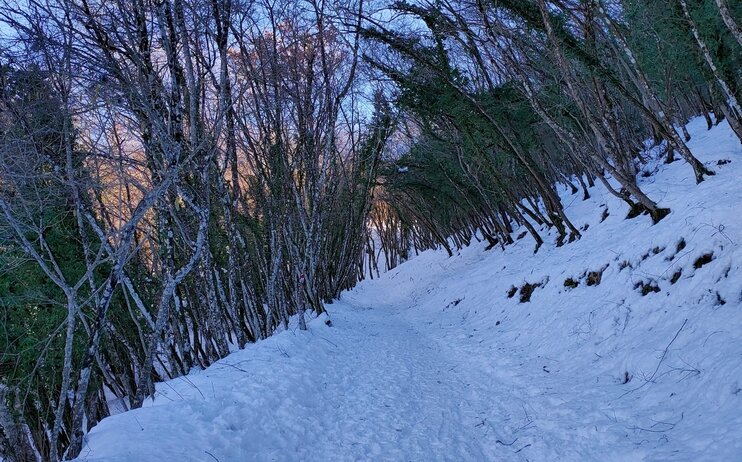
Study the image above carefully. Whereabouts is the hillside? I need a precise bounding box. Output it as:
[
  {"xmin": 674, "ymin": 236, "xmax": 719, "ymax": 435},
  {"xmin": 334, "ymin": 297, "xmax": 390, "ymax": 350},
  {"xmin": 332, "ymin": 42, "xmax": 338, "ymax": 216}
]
[{"xmin": 74, "ymin": 118, "xmax": 741, "ymax": 461}]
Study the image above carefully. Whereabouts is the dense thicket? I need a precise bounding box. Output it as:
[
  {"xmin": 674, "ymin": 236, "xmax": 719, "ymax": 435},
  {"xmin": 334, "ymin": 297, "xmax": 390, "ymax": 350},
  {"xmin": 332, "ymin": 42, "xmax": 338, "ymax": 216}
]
[{"xmin": 0, "ymin": 0, "xmax": 739, "ymax": 460}]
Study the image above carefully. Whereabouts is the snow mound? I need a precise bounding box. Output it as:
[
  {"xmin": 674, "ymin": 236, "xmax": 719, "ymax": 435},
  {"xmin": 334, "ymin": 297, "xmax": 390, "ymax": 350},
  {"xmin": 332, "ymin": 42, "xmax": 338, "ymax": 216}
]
[{"xmin": 75, "ymin": 118, "xmax": 741, "ymax": 461}]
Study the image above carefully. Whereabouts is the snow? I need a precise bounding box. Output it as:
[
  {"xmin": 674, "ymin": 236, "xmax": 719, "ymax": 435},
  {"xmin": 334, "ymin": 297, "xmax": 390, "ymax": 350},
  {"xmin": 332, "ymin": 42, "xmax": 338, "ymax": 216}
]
[{"xmin": 74, "ymin": 118, "xmax": 741, "ymax": 461}]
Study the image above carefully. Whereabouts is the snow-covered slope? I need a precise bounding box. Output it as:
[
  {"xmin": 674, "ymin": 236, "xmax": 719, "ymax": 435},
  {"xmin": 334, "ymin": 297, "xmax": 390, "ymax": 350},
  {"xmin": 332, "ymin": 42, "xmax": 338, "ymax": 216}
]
[{"xmin": 75, "ymin": 118, "xmax": 741, "ymax": 462}]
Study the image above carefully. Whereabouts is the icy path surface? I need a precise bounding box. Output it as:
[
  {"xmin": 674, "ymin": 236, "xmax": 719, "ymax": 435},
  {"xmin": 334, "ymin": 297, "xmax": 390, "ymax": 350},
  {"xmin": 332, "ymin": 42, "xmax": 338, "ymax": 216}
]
[{"xmin": 78, "ymin": 118, "xmax": 742, "ymax": 461}]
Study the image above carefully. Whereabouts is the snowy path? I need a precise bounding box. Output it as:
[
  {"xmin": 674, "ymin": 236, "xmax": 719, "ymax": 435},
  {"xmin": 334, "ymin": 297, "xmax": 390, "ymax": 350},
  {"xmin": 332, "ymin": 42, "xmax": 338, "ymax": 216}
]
[
  {"xmin": 79, "ymin": 293, "xmax": 654, "ymax": 462},
  {"xmin": 79, "ymin": 300, "xmax": 515, "ymax": 461},
  {"xmin": 275, "ymin": 305, "xmax": 498, "ymax": 460}
]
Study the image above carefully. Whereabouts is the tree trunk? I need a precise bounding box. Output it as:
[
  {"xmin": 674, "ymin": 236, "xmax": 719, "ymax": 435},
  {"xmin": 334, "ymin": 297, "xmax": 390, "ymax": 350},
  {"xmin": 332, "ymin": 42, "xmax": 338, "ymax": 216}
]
[{"xmin": 715, "ymin": 0, "xmax": 742, "ymax": 48}]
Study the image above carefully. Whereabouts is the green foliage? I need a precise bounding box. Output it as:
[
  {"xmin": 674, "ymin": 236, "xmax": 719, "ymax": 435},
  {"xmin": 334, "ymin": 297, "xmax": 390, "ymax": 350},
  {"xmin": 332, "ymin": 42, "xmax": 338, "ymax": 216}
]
[
  {"xmin": 0, "ymin": 63, "xmax": 91, "ymax": 448},
  {"xmin": 386, "ymin": 58, "xmax": 551, "ymax": 237},
  {"xmin": 625, "ymin": 0, "xmax": 741, "ymax": 98}
]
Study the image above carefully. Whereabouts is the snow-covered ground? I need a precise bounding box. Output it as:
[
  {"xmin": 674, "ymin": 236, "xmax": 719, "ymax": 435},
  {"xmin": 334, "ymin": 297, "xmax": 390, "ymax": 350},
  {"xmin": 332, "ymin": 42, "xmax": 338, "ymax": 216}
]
[{"xmin": 75, "ymin": 118, "xmax": 741, "ymax": 461}]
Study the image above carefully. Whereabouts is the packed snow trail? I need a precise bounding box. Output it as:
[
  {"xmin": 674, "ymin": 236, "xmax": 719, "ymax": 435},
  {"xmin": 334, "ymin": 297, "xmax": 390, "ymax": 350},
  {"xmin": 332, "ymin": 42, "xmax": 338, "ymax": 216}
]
[
  {"xmin": 77, "ymin": 118, "xmax": 742, "ymax": 461},
  {"xmin": 77, "ymin": 303, "xmax": 507, "ymax": 461},
  {"xmin": 76, "ymin": 298, "xmax": 636, "ymax": 462}
]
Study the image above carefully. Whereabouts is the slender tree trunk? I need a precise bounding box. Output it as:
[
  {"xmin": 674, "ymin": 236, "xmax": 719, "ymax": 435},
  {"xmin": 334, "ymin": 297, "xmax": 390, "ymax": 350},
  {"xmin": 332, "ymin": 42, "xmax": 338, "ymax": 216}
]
[
  {"xmin": 596, "ymin": 1, "xmax": 712, "ymax": 182},
  {"xmin": 715, "ymin": 0, "xmax": 742, "ymax": 48},
  {"xmin": 680, "ymin": 0, "xmax": 742, "ymax": 143}
]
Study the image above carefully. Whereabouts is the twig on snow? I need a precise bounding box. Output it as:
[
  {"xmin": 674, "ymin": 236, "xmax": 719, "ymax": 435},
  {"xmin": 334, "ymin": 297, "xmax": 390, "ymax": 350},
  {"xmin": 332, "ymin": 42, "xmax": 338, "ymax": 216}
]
[
  {"xmin": 628, "ymin": 412, "xmax": 684, "ymax": 433},
  {"xmin": 617, "ymin": 319, "xmax": 688, "ymax": 399},
  {"xmin": 495, "ymin": 437, "xmax": 518, "ymax": 446}
]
